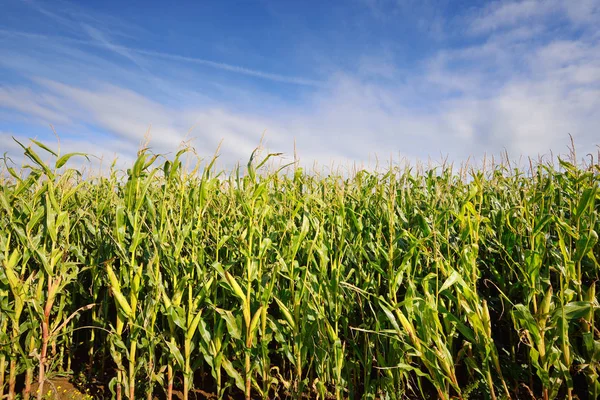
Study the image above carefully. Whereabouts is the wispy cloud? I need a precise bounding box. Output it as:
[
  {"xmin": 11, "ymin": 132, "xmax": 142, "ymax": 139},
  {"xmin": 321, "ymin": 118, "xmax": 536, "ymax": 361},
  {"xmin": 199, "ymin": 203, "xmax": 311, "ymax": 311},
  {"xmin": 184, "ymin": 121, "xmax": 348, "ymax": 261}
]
[
  {"xmin": 0, "ymin": 28, "xmax": 322, "ymax": 87},
  {"xmin": 0, "ymin": 86, "xmax": 72, "ymax": 124},
  {"xmin": 20, "ymin": 0, "xmax": 148, "ymax": 39},
  {"xmin": 469, "ymin": 0, "xmax": 600, "ymax": 34},
  {"xmin": 81, "ymin": 24, "xmax": 148, "ymax": 71},
  {"xmin": 469, "ymin": 0, "xmax": 557, "ymax": 34},
  {"xmin": 128, "ymin": 48, "xmax": 323, "ymax": 87}
]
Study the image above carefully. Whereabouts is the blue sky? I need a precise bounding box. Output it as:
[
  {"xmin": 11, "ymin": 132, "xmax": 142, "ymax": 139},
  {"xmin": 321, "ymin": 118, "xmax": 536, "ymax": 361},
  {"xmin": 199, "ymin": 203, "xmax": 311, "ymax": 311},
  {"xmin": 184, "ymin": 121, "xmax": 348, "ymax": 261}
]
[{"xmin": 1, "ymin": 0, "xmax": 599, "ymax": 170}]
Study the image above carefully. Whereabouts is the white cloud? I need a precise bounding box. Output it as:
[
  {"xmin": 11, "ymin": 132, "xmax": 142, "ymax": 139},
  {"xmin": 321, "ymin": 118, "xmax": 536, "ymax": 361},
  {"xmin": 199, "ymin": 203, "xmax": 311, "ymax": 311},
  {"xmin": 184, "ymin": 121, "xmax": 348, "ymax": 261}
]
[
  {"xmin": 562, "ymin": 0, "xmax": 600, "ymax": 25},
  {"xmin": 0, "ymin": 86, "xmax": 72, "ymax": 124},
  {"xmin": 470, "ymin": 0, "xmax": 557, "ymax": 34},
  {"xmin": 470, "ymin": 0, "xmax": 599, "ymax": 35}
]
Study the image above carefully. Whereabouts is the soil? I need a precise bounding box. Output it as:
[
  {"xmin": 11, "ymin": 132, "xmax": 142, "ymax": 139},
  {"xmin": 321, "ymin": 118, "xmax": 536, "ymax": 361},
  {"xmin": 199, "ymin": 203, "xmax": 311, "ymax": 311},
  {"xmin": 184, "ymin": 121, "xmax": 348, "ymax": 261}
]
[
  {"xmin": 29, "ymin": 377, "xmax": 223, "ymax": 400},
  {"xmin": 30, "ymin": 377, "xmax": 92, "ymax": 399}
]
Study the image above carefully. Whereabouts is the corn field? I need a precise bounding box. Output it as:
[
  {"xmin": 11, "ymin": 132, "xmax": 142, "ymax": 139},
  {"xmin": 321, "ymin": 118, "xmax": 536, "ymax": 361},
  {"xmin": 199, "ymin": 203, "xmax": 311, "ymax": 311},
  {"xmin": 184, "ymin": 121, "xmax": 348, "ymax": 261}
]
[{"xmin": 0, "ymin": 139, "xmax": 599, "ymax": 400}]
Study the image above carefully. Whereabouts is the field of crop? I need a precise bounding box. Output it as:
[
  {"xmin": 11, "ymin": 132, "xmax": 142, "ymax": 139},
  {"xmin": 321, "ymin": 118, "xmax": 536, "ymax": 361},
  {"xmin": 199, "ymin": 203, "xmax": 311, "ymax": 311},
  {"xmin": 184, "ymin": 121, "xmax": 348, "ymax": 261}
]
[{"xmin": 0, "ymin": 139, "xmax": 599, "ymax": 400}]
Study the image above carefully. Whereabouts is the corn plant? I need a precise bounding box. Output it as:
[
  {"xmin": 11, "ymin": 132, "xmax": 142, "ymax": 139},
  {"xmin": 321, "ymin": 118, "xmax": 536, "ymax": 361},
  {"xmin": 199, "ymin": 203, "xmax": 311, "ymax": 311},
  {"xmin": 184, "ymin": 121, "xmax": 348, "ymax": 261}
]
[{"xmin": 0, "ymin": 138, "xmax": 598, "ymax": 400}]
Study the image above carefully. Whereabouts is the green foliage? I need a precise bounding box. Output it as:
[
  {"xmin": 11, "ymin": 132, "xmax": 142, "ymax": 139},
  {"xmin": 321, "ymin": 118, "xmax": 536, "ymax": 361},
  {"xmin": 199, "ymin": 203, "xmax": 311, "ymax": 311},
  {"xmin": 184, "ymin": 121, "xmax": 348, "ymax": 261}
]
[{"xmin": 0, "ymin": 140, "xmax": 599, "ymax": 400}]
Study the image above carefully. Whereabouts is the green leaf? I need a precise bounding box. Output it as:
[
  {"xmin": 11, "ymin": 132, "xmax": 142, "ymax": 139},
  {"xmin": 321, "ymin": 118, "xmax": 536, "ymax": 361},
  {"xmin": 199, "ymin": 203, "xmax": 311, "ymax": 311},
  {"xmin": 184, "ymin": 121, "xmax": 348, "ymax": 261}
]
[
  {"xmin": 197, "ymin": 319, "xmax": 212, "ymax": 347},
  {"xmin": 512, "ymin": 304, "xmax": 540, "ymax": 339},
  {"xmin": 557, "ymin": 302, "xmax": 594, "ymax": 321},
  {"xmin": 45, "ymin": 194, "xmax": 57, "ymax": 242},
  {"xmin": 575, "ymin": 187, "xmax": 597, "ymax": 220},
  {"xmin": 222, "ymin": 356, "xmax": 245, "ymax": 391},
  {"xmin": 55, "ymin": 152, "xmax": 88, "ymax": 169},
  {"xmin": 532, "ymin": 214, "xmax": 553, "ymax": 238},
  {"xmin": 115, "ymin": 205, "xmax": 127, "ymax": 248},
  {"xmin": 248, "ymin": 306, "xmax": 263, "ymax": 344},
  {"xmin": 30, "ymin": 139, "xmax": 58, "ymax": 157},
  {"xmin": 217, "ymin": 309, "xmax": 242, "ymax": 340},
  {"xmin": 187, "ymin": 309, "xmax": 204, "ymax": 339},
  {"xmin": 168, "ymin": 305, "xmax": 186, "ymax": 331},
  {"xmin": 574, "ymin": 230, "xmax": 598, "ymax": 262},
  {"xmin": 379, "ymin": 300, "xmax": 401, "ymax": 333},
  {"xmin": 440, "ymin": 270, "xmax": 462, "ymax": 293},
  {"xmin": 438, "ymin": 305, "xmax": 476, "ymax": 343},
  {"xmin": 224, "ymin": 271, "xmax": 246, "ymax": 305},
  {"xmin": 13, "ymin": 137, "xmax": 53, "ymax": 177},
  {"xmin": 165, "ymin": 340, "xmax": 185, "ymax": 368},
  {"xmin": 106, "ymin": 264, "xmax": 133, "ymax": 317},
  {"xmin": 274, "ymin": 296, "xmax": 296, "ymax": 330}
]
